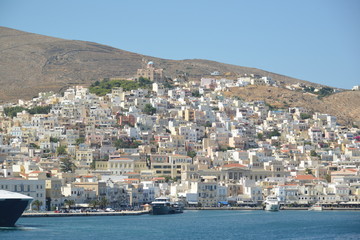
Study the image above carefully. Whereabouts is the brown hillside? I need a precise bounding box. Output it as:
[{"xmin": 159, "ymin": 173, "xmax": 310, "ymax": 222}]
[
  {"xmin": 225, "ymin": 86, "xmax": 360, "ymax": 125},
  {"xmin": 0, "ymin": 26, "xmax": 320, "ymax": 103}
]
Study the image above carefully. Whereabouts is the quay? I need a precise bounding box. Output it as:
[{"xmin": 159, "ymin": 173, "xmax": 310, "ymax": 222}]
[
  {"xmin": 22, "ymin": 207, "xmax": 360, "ymax": 218},
  {"xmin": 22, "ymin": 210, "xmax": 150, "ymax": 217}
]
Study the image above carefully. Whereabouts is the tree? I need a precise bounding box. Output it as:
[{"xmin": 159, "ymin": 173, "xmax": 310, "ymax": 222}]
[
  {"xmin": 114, "ymin": 138, "xmax": 141, "ymax": 149},
  {"xmin": 50, "ymin": 137, "xmax": 59, "ymax": 143},
  {"xmin": 4, "ymin": 106, "xmax": 26, "ymax": 118},
  {"xmin": 99, "ymin": 197, "xmax": 108, "ymax": 209},
  {"xmin": 60, "ymin": 157, "xmax": 76, "ymax": 173},
  {"xmin": 305, "ymin": 168, "xmax": 313, "ymax": 175},
  {"xmin": 89, "ymin": 199, "xmax": 99, "ymax": 208},
  {"xmin": 325, "ymin": 174, "xmax": 331, "ymax": 183},
  {"xmin": 300, "ymin": 113, "xmax": 312, "ymax": 120},
  {"xmin": 187, "ymin": 150, "xmax": 197, "ymax": 159},
  {"xmin": 29, "ymin": 143, "xmax": 40, "ymax": 149},
  {"xmin": 56, "ymin": 146, "xmax": 67, "ymax": 156},
  {"xmin": 143, "ymin": 104, "xmax": 156, "ymax": 115},
  {"xmin": 75, "ymin": 137, "xmax": 85, "ymax": 145},
  {"xmin": 192, "ymin": 90, "xmax": 201, "ymax": 97},
  {"xmin": 64, "ymin": 199, "xmax": 75, "ymax": 209},
  {"xmin": 32, "ymin": 200, "xmax": 43, "ymax": 211},
  {"xmin": 310, "ymin": 150, "xmax": 317, "ymax": 157}
]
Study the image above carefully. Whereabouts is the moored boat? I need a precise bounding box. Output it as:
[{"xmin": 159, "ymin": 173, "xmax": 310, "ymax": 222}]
[
  {"xmin": 308, "ymin": 203, "xmax": 323, "ymax": 211},
  {"xmin": 0, "ymin": 190, "xmax": 33, "ymax": 227},
  {"xmin": 264, "ymin": 195, "xmax": 280, "ymax": 211},
  {"xmin": 150, "ymin": 197, "xmax": 183, "ymax": 215}
]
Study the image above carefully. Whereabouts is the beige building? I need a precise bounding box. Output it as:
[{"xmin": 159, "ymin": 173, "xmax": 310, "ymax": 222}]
[
  {"xmin": 46, "ymin": 179, "xmax": 62, "ymax": 210},
  {"xmin": 136, "ymin": 61, "xmax": 164, "ymax": 82}
]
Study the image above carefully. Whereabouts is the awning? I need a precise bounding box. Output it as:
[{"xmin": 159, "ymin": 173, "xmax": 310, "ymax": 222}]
[{"xmin": 218, "ymin": 201, "xmax": 228, "ymax": 205}]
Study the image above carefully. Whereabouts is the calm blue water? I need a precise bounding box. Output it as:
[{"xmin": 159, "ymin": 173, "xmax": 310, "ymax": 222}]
[{"xmin": 1, "ymin": 210, "xmax": 359, "ymax": 240}]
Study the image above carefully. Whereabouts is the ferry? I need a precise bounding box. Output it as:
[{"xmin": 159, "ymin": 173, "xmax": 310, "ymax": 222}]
[
  {"xmin": 264, "ymin": 195, "xmax": 280, "ymax": 211},
  {"xmin": 0, "ymin": 190, "xmax": 33, "ymax": 227},
  {"xmin": 150, "ymin": 197, "xmax": 183, "ymax": 215}
]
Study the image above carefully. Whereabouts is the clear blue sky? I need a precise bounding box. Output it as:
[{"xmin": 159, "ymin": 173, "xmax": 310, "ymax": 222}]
[{"xmin": 1, "ymin": 0, "xmax": 359, "ymax": 89}]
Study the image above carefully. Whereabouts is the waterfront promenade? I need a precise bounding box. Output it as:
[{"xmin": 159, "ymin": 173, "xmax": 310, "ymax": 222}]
[{"xmin": 21, "ymin": 206, "xmax": 360, "ymax": 218}]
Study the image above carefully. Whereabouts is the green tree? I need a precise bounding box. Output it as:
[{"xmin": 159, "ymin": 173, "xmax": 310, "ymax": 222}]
[
  {"xmin": 266, "ymin": 129, "xmax": 281, "ymax": 138},
  {"xmin": 4, "ymin": 106, "xmax": 26, "ymax": 118},
  {"xmin": 143, "ymin": 104, "xmax": 156, "ymax": 115},
  {"xmin": 192, "ymin": 90, "xmax": 201, "ymax": 97},
  {"xmin": 89, "ymin": 199, "xmax": 99, "ymax": 208},
  {"xmin": 56, "ymin": 146, "xmax": 67, "ymax": 156},
  {"xmin": 187, "ymin": 150, "xmax": 197, "ymax": 159},
  {"xmin": 64, "ymin": 199, "xmax": 75, "ymax": 209},
  {"xmin": 27, "ymin": 105, "xmax": 52, "ymax": 114},
  {"xmin": 99, "ymin": 197, "xmax": 109, "ymax": 209},
  {"xmin": 32, "ymin": 200, "xmax": 43, "ymax": 211},
  {"xmin": 75, "ymin": 137, "xmax": 85, "ymax": 145},
  {"xmin": 29, "ymin": 143, "xmax": 40, "ymax": 149},
  {"xmin": 60, "ymin": 157, "xmax": 76, "ymax": 173},
  {"xmin": 325, "ymin": 174, "xmax": 331, "ymax": 183},
  {"xmin": 300, "ymin": 113, "xmax": 312, "ymax": 120},
  {"xmin": 305, "ymin": 168, "xmax": 313, "ymax": 175},
  {"xmin": 317, "ymin": 87, "xmax": 334, "ymax": 99},
  {"xmin": 114, "ymin": 138, "xmax": 141, "ymax": 149},
  {"xmin": 50, "ymin": 137, "xmax": 59, "ymax": 143},
  {"xmin": 310, "ymin": 150, "xmax": 317, "ymax": 157}
]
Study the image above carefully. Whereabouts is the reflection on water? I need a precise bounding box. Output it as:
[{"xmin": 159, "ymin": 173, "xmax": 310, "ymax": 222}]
[{"xmin": 0, "ymin": 225, "xmax": 38, "ymax": 231}]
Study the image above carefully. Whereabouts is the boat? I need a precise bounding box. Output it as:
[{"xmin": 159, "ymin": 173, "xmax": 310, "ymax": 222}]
[
  {"xmin": 308, "ymin": 203, "xmax": 323, "ymax": 211},
  {"xmin": 264, "ymin": 195, "xmax": 280, "ymax": 211},
  {"xmin": 0, "ymin": 190, "xmax": 33, "ymax": 227},
  {"xmin": 150, "ymin": 196, "xmax": 183, "ymax": 215}
]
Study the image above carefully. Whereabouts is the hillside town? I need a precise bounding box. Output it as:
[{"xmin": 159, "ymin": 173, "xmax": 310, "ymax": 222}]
[{"xmin": 0, "ymin": 62, "xmax": 359, "ymax": 211}]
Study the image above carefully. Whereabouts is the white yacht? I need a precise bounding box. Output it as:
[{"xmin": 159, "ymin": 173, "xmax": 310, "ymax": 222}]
[{"xmin": 264, "ymin": 195, "xmax": 280, "ymax": 211}]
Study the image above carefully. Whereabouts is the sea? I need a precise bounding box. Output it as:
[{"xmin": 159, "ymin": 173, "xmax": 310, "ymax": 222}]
[{"xmin": 1, "ymin": 210, "xmax": 360, "ymax": 240}]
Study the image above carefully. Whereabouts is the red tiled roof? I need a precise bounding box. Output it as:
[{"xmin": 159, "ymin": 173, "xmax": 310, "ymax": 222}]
[
  {"xmin": 222, "ymin": 163, "xmax": 247, "ymax": 168},
  {"xmin": 294, "ymin": 175, "xmax": 323, "ymax": 180},
  {"xmin": 152, "ymin": 177, "xmax": 165, "ymax": 181}
]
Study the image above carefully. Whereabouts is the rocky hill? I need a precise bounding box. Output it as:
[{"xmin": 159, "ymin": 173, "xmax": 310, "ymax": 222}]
[
  {"xmin": 225, "ymin": 86, "xmax": 360, "ymax": 125},
  {"xmin": 0, "ymin": 26, "xmax": 320, "ymax": 103},
  {"xmin": 1, "ymin": 26, "xmax": 358, "ymax": 125}
]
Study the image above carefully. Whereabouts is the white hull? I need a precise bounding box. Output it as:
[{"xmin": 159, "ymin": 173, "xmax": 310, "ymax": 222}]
[
  {"xmin": 265, "ymin": 203, "xmax": 280, "ymax": 211},
  {"xmin": 309, "ymin": 205, "xmax": 323, "ymax": 211},
  {"xmin": 264, "ymin": 196, "xmax": 280, "ymax": 211}
]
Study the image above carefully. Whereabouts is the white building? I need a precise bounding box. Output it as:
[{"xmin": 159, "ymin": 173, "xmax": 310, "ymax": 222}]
[{"xmin": 0, "ymin": 179, "xmax": 46, "ymax": 210}]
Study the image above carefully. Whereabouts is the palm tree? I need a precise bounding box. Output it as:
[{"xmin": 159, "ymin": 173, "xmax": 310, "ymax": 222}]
[
  {"xmin": 89, "ymin": 199, "xmax": 99, "ymax": 209},
  {"xmin": 64, "ymin": 199, "xmax": 75, "ymax": 209},
  {"xmin": 32, "ymin": 200, "xmax": 43, "ymax": 211},
  {"xmin": 99, "ymin": 197, "xmax": 108, "ymax": 209}
]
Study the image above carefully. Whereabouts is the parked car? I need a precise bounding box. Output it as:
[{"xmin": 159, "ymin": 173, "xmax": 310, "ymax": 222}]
[{"xmin": 105, "ymin": 208, "xmax": 115, "ymax": 212}]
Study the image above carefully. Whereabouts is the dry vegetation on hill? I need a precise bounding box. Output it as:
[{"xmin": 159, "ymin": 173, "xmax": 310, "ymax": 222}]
[
  {"xmin": 1, "ymin": 26, "xmax": 358, "ymax": 125},
  {"xmin": 0, "ymin": 26, "xmax": 319, "ymax": 103},
  {"xmin": 225, "ymin": 86, "xmax": 360, "ymax": 125}
]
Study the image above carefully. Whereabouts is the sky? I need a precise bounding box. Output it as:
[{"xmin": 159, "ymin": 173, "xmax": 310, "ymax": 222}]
[{"xmin": 0, "ymin": 0, "xmax": 359, "ymax": 89}]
